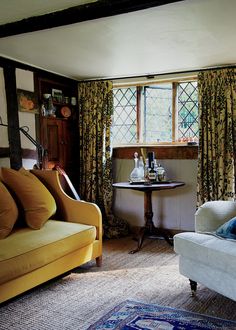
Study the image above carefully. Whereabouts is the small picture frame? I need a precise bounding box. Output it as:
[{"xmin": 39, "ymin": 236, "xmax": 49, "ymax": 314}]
[
  {"xmin": 17, "ymin": 89, "xmax": 39, "ymax": 114},
  {"xmin": 52, "ymin": 88, "xmax": 63, "ymax": 103}
]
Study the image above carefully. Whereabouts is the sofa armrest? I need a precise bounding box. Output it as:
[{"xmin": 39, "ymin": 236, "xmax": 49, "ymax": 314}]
[
  {"xmin": 31, "ymin": 170, "xmax": 102, "ymax": 240},
  {"xmin": 195, "ymin": 201, "xmax": 236, "ymax": 233}
]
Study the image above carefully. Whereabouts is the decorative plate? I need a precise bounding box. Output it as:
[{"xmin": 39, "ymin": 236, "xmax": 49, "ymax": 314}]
[{"xmin": 60, "ymin": 106, "xmax": 71, "ymax": 118}]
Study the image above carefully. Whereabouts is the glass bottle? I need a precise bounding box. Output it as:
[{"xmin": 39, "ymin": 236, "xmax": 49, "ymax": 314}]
[
  {"xmin": 148, "ymin": 161, "xmax": 156, "ymax": 182},
  {"xmin": 156, "ymin": 163, "xmax": 166, "ymax": 181},
  {"xmin": 138, "ymin": 156, "xmax": 144, "ymax": 180},
  {"xmin": 48, "ymin": 96, "xmax": 56, "ymax": 117},
  {"xmin": 130, "ymin": 152, "xmax": 141, "ymax": 182},
  {"xmin": 144, "ymin": 163, "xmax": 149, "ymax": 182},
  {"xmin": 41, "ymin": 104, "xmax": 47, "ymax": 116}
]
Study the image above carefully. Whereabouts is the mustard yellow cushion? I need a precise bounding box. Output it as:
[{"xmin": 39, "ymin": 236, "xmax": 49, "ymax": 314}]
[
  {"xmin": 0, "ymin": 181, "xmax": 18, "ymax": 239},
  {"xmin": 0, "ymin": 220, "xmax": 96, "ymax": 284},
  {"xmin": 0, "ymin": 168, "xmax": 56, "ymax": 230}
]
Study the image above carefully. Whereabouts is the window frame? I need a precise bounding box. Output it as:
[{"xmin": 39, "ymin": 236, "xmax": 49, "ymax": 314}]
[{"xmin": 112, "ymin": 76, "xmax": 198, "ymax": 147}]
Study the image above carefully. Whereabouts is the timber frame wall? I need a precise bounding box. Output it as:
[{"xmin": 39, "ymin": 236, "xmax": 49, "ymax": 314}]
[{"xmin": 0, "ymin": 57, "xmax": 77, "ymax": 169}]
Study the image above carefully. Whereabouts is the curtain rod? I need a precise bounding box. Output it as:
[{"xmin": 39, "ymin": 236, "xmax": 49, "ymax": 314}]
[{"xmin": 77, "ymin": 64, "xmax": 236, "ymax": 83}]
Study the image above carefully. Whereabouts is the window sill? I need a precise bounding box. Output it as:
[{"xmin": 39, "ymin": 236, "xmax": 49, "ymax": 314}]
[
  {"xmin": 112, "ymin": 144, "xmax": 198, "ymax": 159},
  {"xmin": 113, "ymin": 142, "xmax": 198, "ymax": 148}
]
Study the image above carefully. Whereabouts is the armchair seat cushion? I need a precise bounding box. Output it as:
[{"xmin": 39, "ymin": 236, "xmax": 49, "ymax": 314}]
[
  {"xmin": 0, "ymin": 220, "xmax": 96, "ymax": 285},
  {"xmin": 174, "ymin": 232, "xmax": 236, "ymax": 274}
]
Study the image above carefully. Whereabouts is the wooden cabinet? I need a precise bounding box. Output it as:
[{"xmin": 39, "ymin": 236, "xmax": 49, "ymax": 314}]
[
  {"xmin": 35, "ymin": 74, "xmax": 78, "ymax": 175},
  {"xmin": 40, "ymin": 117, "xmax": 73, "ymax": 170}
]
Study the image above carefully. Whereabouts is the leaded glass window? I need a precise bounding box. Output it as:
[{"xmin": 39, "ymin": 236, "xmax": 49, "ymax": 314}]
[
  {"xmin": 112, "ymin": 80, "xmax": 198, "ymax": 145},
  {"xmin": 178, "ymin": 81, "xmax": 198, "ymax": 141},
  {"xmin": 112, "ymin": 87, "xmax": 137, "ymax": 144},
  {"xmin": 143, "ymin": 85, "xmax": 172, "ymax": 142}
]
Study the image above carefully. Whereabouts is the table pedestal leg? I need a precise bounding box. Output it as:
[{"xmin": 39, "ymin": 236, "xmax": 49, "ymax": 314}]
[
  {"xmin": 144, "ymin": 190, "xmax": 154, "ymax": 232},
  {"xmin": 129, "ymin": 190, "xmax": 173, "ymax": 254}
]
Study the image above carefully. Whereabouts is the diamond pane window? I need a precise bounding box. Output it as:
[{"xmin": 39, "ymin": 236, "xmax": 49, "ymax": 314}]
[
  {"xmin": 112, "ymin": 87, "xmax": 137, "ymax": 144},
  {"xmin": 178, "ymin": 81, "xmax": 198, "ymax": 141},
  {"xmin": 144, "ymin": 85, "xmax": 172, "ymax": 142},
  {"xmin": 112, "ymin": 80, "xmax": 198, "ymax": 145}
]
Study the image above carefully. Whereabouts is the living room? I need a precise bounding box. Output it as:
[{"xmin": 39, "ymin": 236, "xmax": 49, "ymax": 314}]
[{"xmin": 0, "ymin": 0, "xmax": 236, "ymax": 329}]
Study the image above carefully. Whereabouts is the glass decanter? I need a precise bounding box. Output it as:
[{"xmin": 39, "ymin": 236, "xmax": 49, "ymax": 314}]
[{"xmin": 130, "ymin": 152, "xmax": 141, "ymax": 182}]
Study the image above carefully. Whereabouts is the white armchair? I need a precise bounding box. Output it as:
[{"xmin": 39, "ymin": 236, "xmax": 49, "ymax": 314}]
[{"xmin": 174, "ymin": 201, "xmax": 236, "ymax": 301}]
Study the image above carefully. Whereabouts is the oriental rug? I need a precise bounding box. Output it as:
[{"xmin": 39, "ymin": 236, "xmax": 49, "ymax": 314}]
[{"xmin": 88, "ymin": 300, "xmax": 236, "ymax": 330}]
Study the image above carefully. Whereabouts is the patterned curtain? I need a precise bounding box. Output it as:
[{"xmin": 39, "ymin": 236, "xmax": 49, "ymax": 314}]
[
  {"xmin": 78, "ymin": 81, "xmax": 129, "ymax": 238},
  {"xmin": 197, "ymin": 68, "xmax": 236, "ymax": 206}
]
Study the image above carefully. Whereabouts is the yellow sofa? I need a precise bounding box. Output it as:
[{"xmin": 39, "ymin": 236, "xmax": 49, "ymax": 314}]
[{"xmin": 0, "ymin": 169, "xmax": 102, "ymax": 303}]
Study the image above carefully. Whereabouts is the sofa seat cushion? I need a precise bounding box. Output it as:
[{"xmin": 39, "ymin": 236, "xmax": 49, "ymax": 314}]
[
  {"xmin": 0, "ymin": 220, "xmax": 96, "ymax": 284},
  {"xmin": 174, "ymin": 232, "xmax": 236, "ymax": 274}
]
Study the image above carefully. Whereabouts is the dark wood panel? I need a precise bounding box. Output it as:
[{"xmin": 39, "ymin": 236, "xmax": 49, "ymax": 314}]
[
  {"xmin": 0, "ymin": 148, "xmax": 37, "ymax": 160},
  {"xmin": 0, "ymin": 0, "xmax": 184, "ymax": 38},
  {"xmin": 112, "ymin": 145, "xmax": 198, "ymax": 159},
  {"xmin": 0, "ymin": 147, "xmax": 9, "ymax": 158},
  {"xmin": 48, "ymin": 124, "xmax": 60, "ymax": 162},
  {"xmin": 21, "ymin": 148, "xmax": 37, "ymax": 159},
  {"xmin": 40, "ymin": 117, "xmax": 74, "ymax": 170},
  {"xmin": 3, "ymin": 66, "xmax": 22, "ymax": 170}
]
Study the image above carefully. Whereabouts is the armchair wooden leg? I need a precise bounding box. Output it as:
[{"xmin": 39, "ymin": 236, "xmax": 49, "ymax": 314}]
[
  {"xmin": 189, "ymin": 279, "xmax": 197, "ymax": 296},
  {"xmin": 96, "ymin": 256, "xmax": 102, "ymax": 267}
]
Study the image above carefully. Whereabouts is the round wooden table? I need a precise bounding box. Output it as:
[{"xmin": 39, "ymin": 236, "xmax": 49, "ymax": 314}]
[{"xmin": 113, "ymin": 181, "xmax": 185, "ymax": 253}]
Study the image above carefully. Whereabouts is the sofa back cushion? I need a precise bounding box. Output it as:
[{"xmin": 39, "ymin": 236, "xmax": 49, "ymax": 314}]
[
  {"xmin": 0, "ymin": 168, "xmax": 56, "ymax": 230},
  {"xmin": 0, "ymin": 180, "xmax": 19, "ymax": 239}
]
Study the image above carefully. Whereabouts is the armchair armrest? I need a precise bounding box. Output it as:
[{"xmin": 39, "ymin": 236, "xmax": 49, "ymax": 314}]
[
  {"xmin": 31, "ymin": 170, "xmax": 102, "ymax": 240},
  {"xmin": 195, "ymin": 201, "xmax": 236, "ymax": 233}
]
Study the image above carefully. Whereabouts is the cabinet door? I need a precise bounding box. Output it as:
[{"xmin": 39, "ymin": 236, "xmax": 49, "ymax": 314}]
[
  {"xmin": 41, "ymin": 118, "xmax": 71, "ymax": 169},
  {"xmin": 61, "ymin": 120, "xmax": 73, "ymax": 171}
]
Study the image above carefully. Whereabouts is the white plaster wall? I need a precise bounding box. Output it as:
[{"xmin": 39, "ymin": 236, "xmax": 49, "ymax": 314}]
[
  {"xmin": 16, "ymin": 69, "xmax": 36, "ymax": 148},
  {"xmin": 0, "ymin": 158, "xmax": 10, "ymax": 167},
  {"xmin": 0, "ymin": 68, "xmax": 10, "ymax": 167},
  {"xmin": 16, "ymin": 69, "xmax": 34, "ymax": 92},
  {"xmin": 113, "ymin": 158, "xmax": 197, "ymax": 231},
  {"xmin": 16, "ymin": 69, "xmax": 36, "ymax": 168}
]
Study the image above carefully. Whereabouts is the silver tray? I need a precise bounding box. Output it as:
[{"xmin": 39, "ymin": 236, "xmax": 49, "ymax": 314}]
[{"xmin": 129, "ymin": 180, "xmax": 174, "ymax": 185}]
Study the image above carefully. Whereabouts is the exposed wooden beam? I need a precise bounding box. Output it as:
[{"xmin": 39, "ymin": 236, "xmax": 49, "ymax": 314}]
[
  {"xmin": 3, "ymin": 66, "xmax": 22, "ymax": 169},
  {"xmin": 0, "ymin": 147, "xmax": 37, "ymax": 159},
  {"xmin": 22, "ymin": 148, "xmax": 37, "ymax": 160},
  {"xmin": 0, "ymin": 147, "xmax": 9, "ymax": 158},
  {"xmin": 0, "ymin": 0, "xmax": 184, "ymax": 38}
]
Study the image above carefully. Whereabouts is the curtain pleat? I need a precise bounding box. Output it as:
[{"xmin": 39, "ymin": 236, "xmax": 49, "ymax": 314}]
[
  {"xmin": 197, "ymin": 68, "xmax": 236, "ymax": 206},
  {"xmin": 78, "ymin": 81, "xmax": 129, "ymax": 238}
]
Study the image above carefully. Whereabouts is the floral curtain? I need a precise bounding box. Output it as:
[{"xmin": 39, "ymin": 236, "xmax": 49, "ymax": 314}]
[
  {"xmin": 197, "ymin": 68, "xmax": 236, "ymax": 206},
  {"xmin": 78, "ymin": 81, "xmax": 129, "ymax": 238}
]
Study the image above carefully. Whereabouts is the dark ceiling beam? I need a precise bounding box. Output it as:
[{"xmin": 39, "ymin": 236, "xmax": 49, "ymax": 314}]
[{"xmin": 0, "ymin": 0, "xmax": 184, "ymax": 38}]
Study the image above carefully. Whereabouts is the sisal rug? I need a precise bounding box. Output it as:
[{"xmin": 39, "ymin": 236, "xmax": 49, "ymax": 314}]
[
  {"xmin": 88, "ymin": 300, "xmax": 236, "ymax": 329},
  {"xmin": 0, "ymin": 238, "xmax": 236, "ymax": 329}
]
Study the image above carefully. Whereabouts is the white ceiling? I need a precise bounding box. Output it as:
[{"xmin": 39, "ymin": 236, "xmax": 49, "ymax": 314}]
[{"xmin": 0, "ymin": 0, "xmax": 235, "ymax": 80}]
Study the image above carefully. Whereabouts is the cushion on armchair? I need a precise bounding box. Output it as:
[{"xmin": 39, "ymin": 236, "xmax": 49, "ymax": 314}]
[
  {"xmin": 0, "ymin": 168, "xmax": 56, "ymax": 230},
  {"xmin": 216, "ymin": 216, "xmax": 236, "ymax": 240}
]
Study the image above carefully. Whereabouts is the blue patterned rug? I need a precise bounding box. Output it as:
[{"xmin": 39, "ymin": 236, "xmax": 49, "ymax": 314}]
[{"xmin": 88, "ymin": 300, "xmax": 236, "ymax": 329}]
